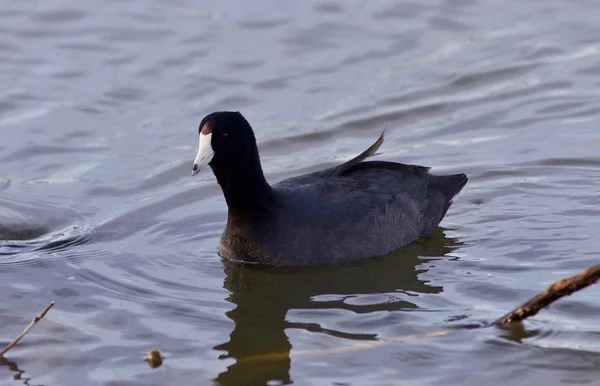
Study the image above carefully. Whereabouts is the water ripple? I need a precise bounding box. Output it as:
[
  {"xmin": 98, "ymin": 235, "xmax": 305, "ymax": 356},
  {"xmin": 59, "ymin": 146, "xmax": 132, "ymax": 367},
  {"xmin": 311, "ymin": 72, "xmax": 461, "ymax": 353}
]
[{"xmin": 1, "ymin": 0, "xmax": 600, "ymax": 385}]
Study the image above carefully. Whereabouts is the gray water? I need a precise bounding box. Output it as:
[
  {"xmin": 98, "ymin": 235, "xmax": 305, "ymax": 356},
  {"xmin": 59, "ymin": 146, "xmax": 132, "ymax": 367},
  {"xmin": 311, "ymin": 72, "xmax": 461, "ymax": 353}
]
[{"xmin": 1, "ymin": 0, "xmax": 599, "ymax": 385}]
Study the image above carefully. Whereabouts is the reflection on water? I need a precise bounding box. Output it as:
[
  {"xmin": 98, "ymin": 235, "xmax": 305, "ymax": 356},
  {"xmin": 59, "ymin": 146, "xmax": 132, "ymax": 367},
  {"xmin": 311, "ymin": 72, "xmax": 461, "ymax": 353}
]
[
  {"xmin": 0, "ymin": 224, "xmax": 48, "ymax": 242},
  {"xmin": 0, "ymin": 357, "xmax": 27, "ymax": 385},
  {"xmin": 215, "ymin": 229, "xmax": 457, "ymax": 385},
  {"xmin": 0, "ymin": 226, "xmax": 88, "ymax": 261},
  {"xmin": 497, "ymin": 323, "xmax": 543, "ymax": 345}
]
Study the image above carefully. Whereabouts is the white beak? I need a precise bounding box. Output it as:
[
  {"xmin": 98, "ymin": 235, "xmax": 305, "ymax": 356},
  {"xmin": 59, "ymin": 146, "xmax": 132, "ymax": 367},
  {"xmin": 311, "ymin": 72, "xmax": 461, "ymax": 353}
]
[{"xmin": 192, "ymin": 132, "xmax": 214, "ymax": 175}]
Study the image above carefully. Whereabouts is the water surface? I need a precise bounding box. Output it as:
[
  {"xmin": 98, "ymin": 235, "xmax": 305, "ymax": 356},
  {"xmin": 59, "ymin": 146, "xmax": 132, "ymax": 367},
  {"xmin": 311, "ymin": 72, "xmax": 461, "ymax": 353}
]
[{"xmin": 1, "ymin": 0, "xmax": 599, "ymax": 385}]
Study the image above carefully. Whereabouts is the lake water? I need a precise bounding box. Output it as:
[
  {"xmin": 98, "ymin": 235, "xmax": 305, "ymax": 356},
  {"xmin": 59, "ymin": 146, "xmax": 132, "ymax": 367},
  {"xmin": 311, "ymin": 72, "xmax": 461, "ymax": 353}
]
[{"xmin": 1, "ymin": 0, "xmax": 599, "ymax": 385}]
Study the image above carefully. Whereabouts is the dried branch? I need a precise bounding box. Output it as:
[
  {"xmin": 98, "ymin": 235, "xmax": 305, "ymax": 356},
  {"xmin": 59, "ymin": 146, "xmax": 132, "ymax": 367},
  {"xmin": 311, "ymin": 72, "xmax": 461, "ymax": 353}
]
[
  {"xmin": 494, "ymin": 264, "xmax": 600, "ymax": 326},
  {"xmin": 0, "ymin": 301, "xmax": 55, "ymax": 357}
]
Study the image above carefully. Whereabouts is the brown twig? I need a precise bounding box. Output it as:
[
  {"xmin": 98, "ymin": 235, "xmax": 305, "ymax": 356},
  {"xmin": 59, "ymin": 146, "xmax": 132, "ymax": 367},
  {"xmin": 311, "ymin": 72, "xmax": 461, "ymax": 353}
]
[
  {"xmin": 0, "ymin": 301, "xmax": 55, "ymax": 357},
  {"xmin": 494, "ymin": 264, "xmax": 600, "ymax": 326}
]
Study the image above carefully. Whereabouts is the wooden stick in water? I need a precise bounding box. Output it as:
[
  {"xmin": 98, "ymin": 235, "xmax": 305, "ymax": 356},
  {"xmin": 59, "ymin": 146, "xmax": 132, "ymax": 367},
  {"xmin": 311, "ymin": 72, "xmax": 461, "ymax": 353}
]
[
  {"xmin": 494, "ymin": 264, "xmax": 600, "ymax": 326},
  {"xmin": 0, "ymin": 301, "xmax": 55, "ymax": 357}
]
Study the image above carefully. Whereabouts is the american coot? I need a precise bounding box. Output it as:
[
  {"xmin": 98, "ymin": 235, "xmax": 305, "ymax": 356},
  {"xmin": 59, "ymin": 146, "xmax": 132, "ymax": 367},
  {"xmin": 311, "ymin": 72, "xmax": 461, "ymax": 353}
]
[{"xmin": 192, "ymin": 111, "xmax": 467, "ymax": 267}]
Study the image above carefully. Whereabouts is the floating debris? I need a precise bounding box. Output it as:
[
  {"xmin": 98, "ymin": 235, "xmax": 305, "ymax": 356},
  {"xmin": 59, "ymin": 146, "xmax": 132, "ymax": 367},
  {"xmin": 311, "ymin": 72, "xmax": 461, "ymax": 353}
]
[{"xmin": 146, "ymin": 349, "xmax": 164, "ymax": 368}]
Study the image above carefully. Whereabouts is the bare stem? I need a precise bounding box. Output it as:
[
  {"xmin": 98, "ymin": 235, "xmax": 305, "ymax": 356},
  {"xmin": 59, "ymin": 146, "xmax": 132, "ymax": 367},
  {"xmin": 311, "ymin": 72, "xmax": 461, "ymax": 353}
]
[
  {"xmin": 0, "ymin": 301, "xmax": 55, "ymax": 357},
  {"xmin": 494, "ymin": 264, "xmax": 600, "ymax": 326}
]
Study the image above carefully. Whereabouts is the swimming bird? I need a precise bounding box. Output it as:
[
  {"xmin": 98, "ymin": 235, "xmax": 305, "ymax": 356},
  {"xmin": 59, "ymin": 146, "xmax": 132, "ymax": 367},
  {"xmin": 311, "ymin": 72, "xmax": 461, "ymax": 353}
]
[{"xmin": 191, "ymin": 111, "xmax": 467, "ymax": 267}]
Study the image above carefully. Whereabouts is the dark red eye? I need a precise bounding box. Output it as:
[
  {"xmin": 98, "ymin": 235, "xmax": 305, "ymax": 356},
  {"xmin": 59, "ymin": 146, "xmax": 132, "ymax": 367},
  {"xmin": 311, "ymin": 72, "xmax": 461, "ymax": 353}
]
[{"xmin": 220, "ymin": 133, "xmax": 228, "ymax": 140}]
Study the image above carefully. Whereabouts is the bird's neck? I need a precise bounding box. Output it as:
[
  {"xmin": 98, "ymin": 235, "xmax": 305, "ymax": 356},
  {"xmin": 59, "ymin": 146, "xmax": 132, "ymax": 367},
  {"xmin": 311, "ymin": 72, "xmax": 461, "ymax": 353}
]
[{"xmin": 211, "ymin": 161, "xmax": 273, "ymax": 220}]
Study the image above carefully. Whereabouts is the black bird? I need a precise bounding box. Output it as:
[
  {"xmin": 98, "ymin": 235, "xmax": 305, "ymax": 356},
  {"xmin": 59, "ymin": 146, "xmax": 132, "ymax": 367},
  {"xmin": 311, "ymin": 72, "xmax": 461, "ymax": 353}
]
[{"xmin": 192, "ymin": 111, "xmax": 467, "ymax": 267}]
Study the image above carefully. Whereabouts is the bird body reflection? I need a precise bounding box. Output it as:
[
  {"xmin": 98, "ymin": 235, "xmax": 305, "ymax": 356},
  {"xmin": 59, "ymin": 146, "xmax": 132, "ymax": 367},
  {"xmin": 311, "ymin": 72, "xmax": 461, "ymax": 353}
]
[{"xmin": 214, "ymin": 229, "xmax": 460, "ymax": 385}]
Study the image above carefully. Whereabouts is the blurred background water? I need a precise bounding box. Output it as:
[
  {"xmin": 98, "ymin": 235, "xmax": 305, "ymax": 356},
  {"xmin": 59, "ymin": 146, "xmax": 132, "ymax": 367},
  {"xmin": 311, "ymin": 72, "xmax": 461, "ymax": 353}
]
[{"xmin": 1, "ymin": 0, "xmax": 599, "ymax": 385}]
